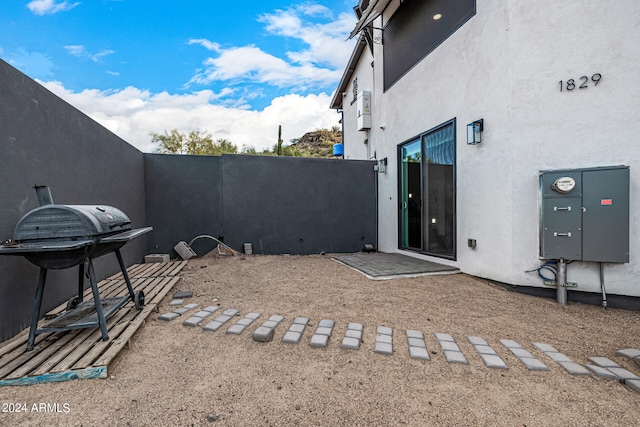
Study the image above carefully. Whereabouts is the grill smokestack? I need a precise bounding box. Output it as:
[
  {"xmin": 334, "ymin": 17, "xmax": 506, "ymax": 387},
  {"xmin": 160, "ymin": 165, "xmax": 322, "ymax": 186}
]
[{"xmin": 34, "ymin": 185, "xmax": 54, "ymax": 206}]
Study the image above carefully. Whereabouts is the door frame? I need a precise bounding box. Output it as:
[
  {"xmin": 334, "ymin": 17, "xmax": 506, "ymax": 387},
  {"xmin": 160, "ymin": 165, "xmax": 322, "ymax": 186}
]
[{"xmin": 397, "ymin": 118, "xmax": 457, "ymax": 260}]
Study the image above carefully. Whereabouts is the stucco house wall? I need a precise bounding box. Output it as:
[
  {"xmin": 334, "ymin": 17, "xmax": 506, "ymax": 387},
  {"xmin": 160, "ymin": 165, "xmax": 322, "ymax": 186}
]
[{"xmin": 336, "ymin": 0, "xmax": 640, "ymax": 298}]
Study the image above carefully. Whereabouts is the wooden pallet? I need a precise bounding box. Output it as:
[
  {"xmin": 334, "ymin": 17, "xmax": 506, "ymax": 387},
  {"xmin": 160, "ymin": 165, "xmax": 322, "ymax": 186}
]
[{"xmin": 0, "ymin": 260, "xmax": 188, "ymax": 386}]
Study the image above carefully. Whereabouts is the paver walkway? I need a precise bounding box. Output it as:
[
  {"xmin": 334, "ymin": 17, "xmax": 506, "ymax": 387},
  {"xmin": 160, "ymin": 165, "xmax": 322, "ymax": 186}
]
[{"xmin": 157, "ymin": 303, "xmax": 640, "ymax": 395}]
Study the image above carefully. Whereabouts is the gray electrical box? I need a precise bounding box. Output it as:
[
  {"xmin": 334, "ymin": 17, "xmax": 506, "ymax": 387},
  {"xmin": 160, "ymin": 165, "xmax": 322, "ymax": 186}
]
[{"xmin": 539, "ymin": 165, "xmax": 629, "ymax": 263}]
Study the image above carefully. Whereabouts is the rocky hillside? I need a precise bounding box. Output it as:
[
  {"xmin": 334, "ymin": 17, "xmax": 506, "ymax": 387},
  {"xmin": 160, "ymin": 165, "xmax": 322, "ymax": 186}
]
[{"xmin": 289, "ymin": 127, "xmax": 342, "ymax": 158}]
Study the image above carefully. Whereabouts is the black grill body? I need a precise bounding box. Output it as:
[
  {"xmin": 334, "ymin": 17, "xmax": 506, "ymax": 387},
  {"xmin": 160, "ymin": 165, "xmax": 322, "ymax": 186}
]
[{"xmin": 0, "ymin": 186, "xmax": 152, "ymax": 350}]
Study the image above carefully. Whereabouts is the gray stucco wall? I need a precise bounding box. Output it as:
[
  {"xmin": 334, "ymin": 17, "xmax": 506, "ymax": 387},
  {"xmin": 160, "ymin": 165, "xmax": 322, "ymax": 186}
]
[
  {"xmin": 221, "ymin": 155, "xmax": 376, "ymax": 255},
  {"xmin": 144, "ymin": 153, "xmax": 224, "ymax": 257},
  {"xmin": 144, "ymin": 154, "xmax": 377, "ymax": 257},
  {"xmin": 0, "ymin": 59, "xmax": 147, "ymax": 342}
]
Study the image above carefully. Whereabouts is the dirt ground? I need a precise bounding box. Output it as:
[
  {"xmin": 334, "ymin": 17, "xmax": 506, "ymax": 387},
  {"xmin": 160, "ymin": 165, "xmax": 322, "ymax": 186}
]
[{"xmin": 2, "ymin": 254, "xmax": 640, "ymax": 426}]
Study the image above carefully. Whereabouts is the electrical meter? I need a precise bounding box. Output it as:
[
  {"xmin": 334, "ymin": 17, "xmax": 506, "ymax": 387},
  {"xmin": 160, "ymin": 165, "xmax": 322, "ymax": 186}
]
[{"xmin": 551, "ymin": 177, "xmax": 576, "ymax": 194}]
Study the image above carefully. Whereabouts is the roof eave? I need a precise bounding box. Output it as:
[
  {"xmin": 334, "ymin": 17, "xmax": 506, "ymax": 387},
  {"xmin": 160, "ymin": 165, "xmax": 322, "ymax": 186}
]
[{"xmin": 330, "ymin": 36, "xmax": 368, "ymax": 110}]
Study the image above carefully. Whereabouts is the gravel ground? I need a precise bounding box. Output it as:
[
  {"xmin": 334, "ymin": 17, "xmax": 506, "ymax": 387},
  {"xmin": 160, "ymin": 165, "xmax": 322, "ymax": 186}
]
[{"xmin": 2, "ymin": 254, "xmax": 640, "ymax": 426}]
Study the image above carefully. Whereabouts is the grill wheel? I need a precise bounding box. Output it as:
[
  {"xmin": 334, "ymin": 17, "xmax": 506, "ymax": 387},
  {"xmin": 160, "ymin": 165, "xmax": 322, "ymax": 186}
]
[{"xmin": 134, "ymin": 289, "xmax": 145, "ymax": 309}]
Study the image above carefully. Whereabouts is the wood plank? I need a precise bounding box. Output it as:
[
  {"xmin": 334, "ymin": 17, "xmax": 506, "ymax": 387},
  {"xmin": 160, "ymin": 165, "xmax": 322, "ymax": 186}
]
[
  {"xmin": 2, "ymin": 332, "xmax": 80, "ymax": 379},
  {"xmin": 0, "ymin": 366, "xmax": 107, "ymax": 386},
  {"xmin": 0, "ymin": 261, "xmax": 183, "ymax": 385},
  {"xmin": 94, "ymin": 304, "xmax": 157, "ymax": 367},
  {"xmin": 105, "ymin": 263, "xmax": 143, "ymax": 280},
  {"xmin": 130, "ymin": 263, "xmax": 164, "ymax": 278},
  {"xmin": 148, "ymin": 277, "xmax": 181, "ymax": 305},
  {"xmin": 0, "ymin": 329, "xmax": 31, "ymax": 358},
  {"xmin": 0, "ymin": 333, "xmax": 55, "ymax": 377},
  {"xmin": 166, "ymin": 260, "xmax": 189, "ymax": 276},
  {"xmin": 6, "ymin": 331, "xmax": 83, "ymax": 379},
  {"xmin": 30, "ymin": 325, "xmax": 108, "ymax": 376},
  {"xmin": 69, "ymin": 305, "xmax": 144, "ymax": 369},
  {"xmin": 50, "ymin": 305, "xmax": 134, "ymax": 372}
]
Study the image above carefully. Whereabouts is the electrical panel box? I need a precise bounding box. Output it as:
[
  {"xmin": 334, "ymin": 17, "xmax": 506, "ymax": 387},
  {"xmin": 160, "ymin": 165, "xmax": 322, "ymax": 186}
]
[
  {"xmin": 539, "ymin": 166, "xmax": 629, "ymax": 263},
  {"xmin": 356, "ymin": 91, "xmax": 371, "ymax": 130}
]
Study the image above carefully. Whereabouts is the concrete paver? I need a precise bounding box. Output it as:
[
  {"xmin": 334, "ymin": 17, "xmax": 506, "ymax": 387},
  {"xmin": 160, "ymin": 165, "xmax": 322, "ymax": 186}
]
[
  {"xmin": 444, "ymin": 350, "xmax": 468, "ymax": 364},
  {"xmin": 227, "ymin": 313, "xmax": 261, "ymax": 335},
  {"xmin": 616, "ymin": 348, "xmax": 640, "ymax": 359},
  {"xmin": 157, "ymin": 299, "xmax": 640, "ymax": 394},
  {"xmin": 626, "ymin": 379, "xmax": 640, "ymax": 393},
  {"xmin": 519, "ymin": 357, "xmax": 550, "ymax": 371},
  {"xmin": 310, "ymin": 319, "xmax": 334, "ymax": 348},
  {"xmin": 586, "ymin": 365, "xmax": 619, "ymax": 380},
  {"xmin": 409, "ymin": 346, "xmax": 430, "ymax": 360},
  {"xmin": 252, "ymin": 315, "xmax": 284, "ymax": 342},
  {"xmin": 468, "ymin": 336, "xmax": 507, "ymax": 369},
  {"xmin": 558, "ymin": 362, "xmax": 591, "ymax": 376},
  {"xmin": 341, "ymin": 323, "xmax": 363, "ymax": 350},
  {"xmin": 252, "ymin": 326, "xmax": 275, "ymax": 342},
  {"xmin": 158, "ymin": 312, "xmax": 180, "ymax": 321},
  {"xmin": 436, "ymin": 333, "xmax": 454, "ymax": 342},
  {"xmin": 282, "ymin": 331, "xmax": 302, "ymax": 344},
  {"xmin": 588, "ymin": 357, "xmax": 620, "ymax": 368},
  {"xmin": 374, "ymin": 326, "xmax": 393, "ymax": 355},
  {"xmin": 310, "ymin": 334, "xmax": 329, "ymax": 348},
  {"xmin": 606, "ymin": 367, "xmax": 640, "ymax": 382},
  {"xmin": 480, "ymin": 354, "xmax": 508, "ymax": 369},
  {"xmin": 341, "ymin": 337, "xmax": 361, "ymax": 350},
  {"xmin": 406, "ymin": 330, "xmax": 429, "ymax": 361},
  {"xmin": 375, "ymin": 342, "xmax": 393, "ymax": 355},
  {"xmin": 283, "ymin": 317, "xmax": 308, "ymax": 344},
  {"xmin": 437, "ymin": 334, "xmax": 467, "ymax": 364}
]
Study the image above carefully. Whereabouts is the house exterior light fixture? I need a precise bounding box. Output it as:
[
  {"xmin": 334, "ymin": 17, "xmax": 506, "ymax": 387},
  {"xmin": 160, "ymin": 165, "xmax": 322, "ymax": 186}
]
[
  {"xmin": 467, "ymin": 119, "xmax": 483, "ymax": 145},
  {"xmin": 378, "ymin": 157, "xmax": 388, "ymax": 174}
]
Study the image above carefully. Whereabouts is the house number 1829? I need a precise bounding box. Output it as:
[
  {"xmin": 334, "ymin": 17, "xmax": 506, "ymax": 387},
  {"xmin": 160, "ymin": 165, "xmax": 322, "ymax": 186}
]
[{"xmin": 559, "ymin": 73, "xmax": 602, "ymax": 92}]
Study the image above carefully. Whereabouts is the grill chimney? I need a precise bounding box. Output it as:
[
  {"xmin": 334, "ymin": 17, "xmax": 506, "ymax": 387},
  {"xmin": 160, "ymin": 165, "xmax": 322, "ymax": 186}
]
[{"xmin": 34, "ymin": 185, "xmax": 54, "ymax": 206}]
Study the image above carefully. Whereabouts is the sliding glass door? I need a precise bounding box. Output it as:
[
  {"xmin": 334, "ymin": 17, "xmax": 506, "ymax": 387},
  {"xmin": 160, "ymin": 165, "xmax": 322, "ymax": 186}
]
[{"xmin": 399, "ymin": 120, "xmax": 456, "ymax": 259}]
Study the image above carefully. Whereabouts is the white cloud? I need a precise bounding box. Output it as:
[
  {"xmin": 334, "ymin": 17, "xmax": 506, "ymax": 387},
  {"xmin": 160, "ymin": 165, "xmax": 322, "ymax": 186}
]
[
  {"xmin": 64, "ymin": 45, "xmax": 115, "ymax": 62},
  {"xmin": 258, "ymin": 6, "xmax": 356, "ymax": 68},
  {"xmin": 38, "ymin": 81, "xmax": 341, "ymax": 153},
  {"xmin": 187, "ymin": 4, "xmax": 355, "ymax": 90},
  {"xmin": 27, "ymin": 0, "xmax": 80, "ymax": 16},
  {"xmin": 188, "ymin": 39, "xmax": 221, "ymax": 52},
  {"xmin": 188, "ymin": 44, "xmax": 341, "ymax": 89}
]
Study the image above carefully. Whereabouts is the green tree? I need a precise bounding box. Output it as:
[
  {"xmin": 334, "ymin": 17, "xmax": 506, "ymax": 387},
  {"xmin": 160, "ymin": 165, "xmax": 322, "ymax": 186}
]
[
  {"xmin": 241, "ymin": 145, "xmax": 258, "ymax": 154},
  {"xmin": 151, "ymin": 129, "xmax": 238, "ymax": 155}
]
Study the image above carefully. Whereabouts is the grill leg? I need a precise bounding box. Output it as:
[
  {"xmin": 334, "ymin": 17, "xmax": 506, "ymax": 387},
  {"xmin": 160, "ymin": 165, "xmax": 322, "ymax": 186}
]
[
  {"xmin": 77, "ymin": 261, "xmax": 85, "ymax": 303},
  {"xmin": 115, "ymin": 249, "xmax": 136, "ymax": 300},
  {"xmin": 87, "ymin": 259, "xmax": 109, "ymax": 342},
  {"xmin": 27, "ymin": 268, "xmax": 47, "ymax": 351}
]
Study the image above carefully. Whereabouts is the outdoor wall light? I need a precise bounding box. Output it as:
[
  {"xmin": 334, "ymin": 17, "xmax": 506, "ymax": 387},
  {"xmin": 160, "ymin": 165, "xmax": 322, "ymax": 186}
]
[
  {"xmin": 467, "ymin": 119, "xmax": 483, "ymax": 145},
  {"xmin": 378, "ymin": 157, "xmax": 388, "ymax": 174}
]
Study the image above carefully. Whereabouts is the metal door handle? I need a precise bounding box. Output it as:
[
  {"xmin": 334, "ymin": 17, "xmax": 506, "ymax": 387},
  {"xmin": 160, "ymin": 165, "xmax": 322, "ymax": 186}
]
[
  {"xmin": 554, "ymin": 232, "xmax": 572, "ymax": 237},
  {"xmin": 402, "ymin": 202, "xmax": 407, "ymax": 209},
  {"xmin": 554, "ymin": 206, "xmax": 571, "ymax": 211}
]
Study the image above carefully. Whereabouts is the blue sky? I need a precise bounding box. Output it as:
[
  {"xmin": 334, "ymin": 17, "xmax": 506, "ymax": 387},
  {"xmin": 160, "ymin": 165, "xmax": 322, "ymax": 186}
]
[{"xmin": 1, "ymin": 0, "xmax": 357, "ymax": 151}]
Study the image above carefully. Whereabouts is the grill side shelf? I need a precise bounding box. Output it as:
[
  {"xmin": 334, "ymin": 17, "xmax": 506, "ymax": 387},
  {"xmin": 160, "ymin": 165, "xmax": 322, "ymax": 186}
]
[
  {"xmin": 98, "ymin": 227, "xmax": 153, "ymax": 243},
  {"xmin": 0, "ymin": 240, "xmax": 93, "ymax": 254}
]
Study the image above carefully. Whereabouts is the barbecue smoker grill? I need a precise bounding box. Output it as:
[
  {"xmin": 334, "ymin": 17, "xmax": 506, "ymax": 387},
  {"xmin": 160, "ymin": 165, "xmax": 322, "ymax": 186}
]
[{"xmin": 0, "ymin": 186, "xmax": 152, "ymax": 351}]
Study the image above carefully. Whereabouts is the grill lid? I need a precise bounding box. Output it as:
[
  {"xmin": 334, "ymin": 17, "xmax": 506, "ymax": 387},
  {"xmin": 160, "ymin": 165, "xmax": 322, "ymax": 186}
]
[{"xmin": 14, "ymin": 204, "xmax": 132, "ymax": 243}]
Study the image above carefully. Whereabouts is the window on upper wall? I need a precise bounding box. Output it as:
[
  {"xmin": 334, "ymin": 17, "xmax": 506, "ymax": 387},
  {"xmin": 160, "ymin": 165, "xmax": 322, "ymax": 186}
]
[{"xmin": 383, "ymin": 0, "xmax": 476, "ymax": 90}]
